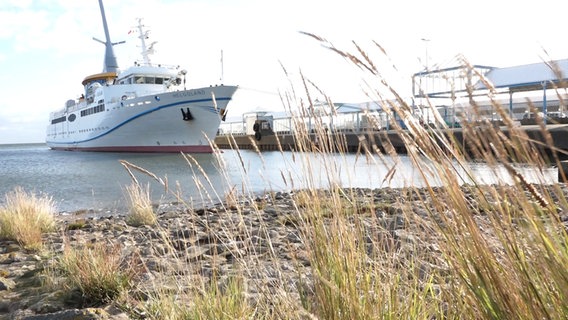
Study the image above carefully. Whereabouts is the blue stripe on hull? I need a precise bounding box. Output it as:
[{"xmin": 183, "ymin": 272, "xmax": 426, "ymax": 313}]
[{"xmin": 48, "ymin": 96, "xmax": 230, "ymax": 145}]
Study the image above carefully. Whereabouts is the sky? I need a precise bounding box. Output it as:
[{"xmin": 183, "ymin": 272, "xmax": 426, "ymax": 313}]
[{"xmin": 0, "ymin": 0, "xmax": 566, "ymax": 144}]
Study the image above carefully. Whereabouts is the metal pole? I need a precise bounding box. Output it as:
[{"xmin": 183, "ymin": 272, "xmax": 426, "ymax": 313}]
[
  {"xmin": 543, "ymin": 82, "xmax": 547, "ymax": 125},
  {"xmin": 421, "ymin": 38, "xmax": 430, "ymax": 125},
  {"xmin": 509, "ymin": 91, "xmax": 513, "ymax": 118},
  {"xmin": 220, "ymin": 49, "xmax": 224, "ymax": 83}
]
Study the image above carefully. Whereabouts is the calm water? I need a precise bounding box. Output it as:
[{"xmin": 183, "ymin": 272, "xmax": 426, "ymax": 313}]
[{"xmin": 0, "ymin": 143, "xmax": 559, "ymax": 213}]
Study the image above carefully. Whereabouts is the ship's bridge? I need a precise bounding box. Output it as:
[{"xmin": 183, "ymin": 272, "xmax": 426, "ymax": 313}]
[
  {"xmin": 81, "ymin": 72, "xmax": 117, "ymax": 104},
  {"xmin": 116, "ymin": 64, "xmax": 182, "ymax": 85},
  {"xmin": 82, "ymin": 72, "xmax": 117, "ymax": 86}
]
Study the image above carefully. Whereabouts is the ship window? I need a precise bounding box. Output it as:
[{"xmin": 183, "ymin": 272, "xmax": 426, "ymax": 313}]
[
  {"xmin": 135, "ymin": 76, "xmax": 144, "ymax": 84},
  {"xmin": 145, "ymin": 77, "xmax": 155, "ymax": 84},
  {"xmin": 155, "ymin": 77, "xmax": 163, "ymax": 84},
  {"xmin": 51, "ymin": 116, "xmax": 66, "ymax": 124},
  {"xmin": 80, "ymin": 103, "xmax": 105, "ymax": 117}
]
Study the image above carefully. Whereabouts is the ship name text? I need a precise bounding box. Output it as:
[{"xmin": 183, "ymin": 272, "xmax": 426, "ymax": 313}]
[{"xmin": 172, "ymin": 89, "xmax": 206, "ymax": 98}]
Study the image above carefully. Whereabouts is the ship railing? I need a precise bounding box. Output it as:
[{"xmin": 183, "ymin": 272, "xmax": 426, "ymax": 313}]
[
  {"xmin": 218, "ymin": 122, "xmax": 246, "ymax": 136},
  {"xmin": 217, "ymin": 111, "xmax": 391, "ymax": 136},
  {"xmin": 134, "ymin": 60, "xmax": 182, "ymax": 71},
  {"xmin": 50, "ymin": 99, "xmax": 88, "ymax": 118},
  {"xmin": 50, "ymin": 111, "xmax": 65, "ymax": 118}
]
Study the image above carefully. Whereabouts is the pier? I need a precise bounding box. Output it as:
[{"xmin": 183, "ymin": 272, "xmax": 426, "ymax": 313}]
[
  {"xmin": 217, "ymin": 59, "xmax": 568, "ymax": 155},
  {"xmin": 215, "ymin": 122, "xmax": 568, "ymax": 155}
]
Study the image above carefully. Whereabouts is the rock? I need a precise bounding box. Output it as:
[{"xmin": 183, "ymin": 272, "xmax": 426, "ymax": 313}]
[
  {"xmin": 2, "ymin": 185, "xmax": 562, "ymax": 319},
  {"xmin": 264, "ymin": 207, "xmax": 278, "ymax": 216},
  {"xmin": 184, "ymin": 246, "xmax": 210, "ymax": 260},
  {"xmin": 19, "ymin": 308, "xmax": 109, "ymax": 320},
  {"xmin": 171, "ymin": 239, "xmax": 189, "ymax": 251},
  {"xmin": 4, "ymin": 243, "xmax": 21, "ymax": 254},
  {"xmin": 0, "ymin": 276, "xmax": 15, "ymax": 291},
  {"xmin": 0, "ymin": 252, "xmax": 27, "ymax": 264}
]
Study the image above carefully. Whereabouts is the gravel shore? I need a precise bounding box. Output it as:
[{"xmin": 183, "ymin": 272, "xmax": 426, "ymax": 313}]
[{"xmin": 1, "ymin": 186, "xmax": 567, "ymax": 319}]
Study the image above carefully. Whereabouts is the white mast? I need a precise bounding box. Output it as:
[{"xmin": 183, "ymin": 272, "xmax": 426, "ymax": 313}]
[{"xmin": 136, "ymin": 18, "xmax": 156, "ymax": 66}]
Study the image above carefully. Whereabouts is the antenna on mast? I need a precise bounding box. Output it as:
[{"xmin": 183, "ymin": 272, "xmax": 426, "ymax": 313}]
[
  {"xmin": 94, "ymin": 0, "xmax": 124, "ymax": 73},
  {"xmin": 220, "ymin": 49, "xmax": 224, "ymax": 83},
  {"xmin": 135, "ymin": 18, "xmax": 155, "ymax": 66}
]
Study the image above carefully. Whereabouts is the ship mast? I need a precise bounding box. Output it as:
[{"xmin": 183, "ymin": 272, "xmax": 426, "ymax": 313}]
[
  {"xmin": 136, "ymin": 18, "xmax": 155, "ymax": 66},
  {"xmin": 93, "ymin": 0, "xmax": 123, "ymax": 73}
]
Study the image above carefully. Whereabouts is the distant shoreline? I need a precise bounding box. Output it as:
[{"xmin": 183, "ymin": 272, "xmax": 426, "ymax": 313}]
[{"xmin": 0, "ymin": 142, "xmax": 46, "ymax": 147}]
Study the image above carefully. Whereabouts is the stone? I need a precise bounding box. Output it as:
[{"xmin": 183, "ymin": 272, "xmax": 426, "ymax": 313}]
[
  {"xmin": 1, "ymin": 185, "xmax": 562, "ymax": 319},
  {"xmin": 4, "ymin": 243, "xmax": 21, "ymax": 254},
  {"xmin": 19, "ymin": 308, "xmax": 109, "ymax": 320},
  {"xmin": 0, "ymin": 276, "xmax": 15, "ymax": 291}
]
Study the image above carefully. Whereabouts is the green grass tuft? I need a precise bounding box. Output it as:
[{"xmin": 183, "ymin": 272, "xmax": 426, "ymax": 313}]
[{"xmin": 54, "ymin": 242, "xmax": 138, "ymax": 306}]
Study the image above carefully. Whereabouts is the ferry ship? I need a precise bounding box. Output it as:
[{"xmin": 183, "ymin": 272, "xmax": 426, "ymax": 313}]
[{"xmin": 46, "ymin": 0, "xmax": 238, "ymax": 152}]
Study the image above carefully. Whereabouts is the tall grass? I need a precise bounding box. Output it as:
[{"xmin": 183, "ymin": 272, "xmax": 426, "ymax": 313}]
[
  {"xmin": 117, "ymin": 46, "xmax": 568, "ymax": 317},
  {"xmin": 124, "ymin": 182, "xmax": 157, "ymax": 227},
  {"xmin": 17, "ymin": 38, "xmax": 566, "ymax": 319},
  {"xmin": 54, "ymin": 242, "xmax": 139, "ymax": 306},
  {"xmin": 0, "ymin": 187, "xmax": 56, "ymax": 251},
  {"xmin": 141, "ymin": 273, "xmax": 252, "ymax": 319},
  {"xmin": 283, "ymin": 37, "xmax": 568, "ymax": 318}
]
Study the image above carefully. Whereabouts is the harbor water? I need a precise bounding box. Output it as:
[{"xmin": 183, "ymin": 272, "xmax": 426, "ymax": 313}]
[{"xmin": 0, "ymin": 143, "xmax": 559, "ymax": 214}]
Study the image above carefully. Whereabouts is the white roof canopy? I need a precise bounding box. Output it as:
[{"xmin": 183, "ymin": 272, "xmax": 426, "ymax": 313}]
[{"xmin": 476, "ymin": 59, "xmax": 568, "ymax": 92}]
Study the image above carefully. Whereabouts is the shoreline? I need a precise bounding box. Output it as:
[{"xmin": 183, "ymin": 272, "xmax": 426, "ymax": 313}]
[{"xmin": 1, "ymin": 185, "xmax": 567, "ymax": 319}]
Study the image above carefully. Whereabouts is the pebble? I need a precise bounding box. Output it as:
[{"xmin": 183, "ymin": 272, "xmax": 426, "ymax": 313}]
[{"xmin": 1, "ymin": 186, "xmax": 565, "ymax": 319}]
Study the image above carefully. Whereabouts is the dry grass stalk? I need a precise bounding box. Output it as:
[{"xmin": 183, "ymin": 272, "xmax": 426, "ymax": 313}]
[
  {"xmin": 119, "ymin": 159, "xmax": 168, "ymax": 191},
  {"xmin": 224, "ymin": 185, "xmax": 239, "ymax": 210}
]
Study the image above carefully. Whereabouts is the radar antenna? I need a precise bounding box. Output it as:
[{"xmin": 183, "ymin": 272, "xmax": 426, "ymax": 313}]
[{"xmin": 135, "ymin": 18, "xmax": 155, "ymax": 66}]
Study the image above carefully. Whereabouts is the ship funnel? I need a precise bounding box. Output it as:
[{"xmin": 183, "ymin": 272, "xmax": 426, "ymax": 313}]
[{"xmin": 96, "ymin": 0, "xmax": 122, "ymax": 73}]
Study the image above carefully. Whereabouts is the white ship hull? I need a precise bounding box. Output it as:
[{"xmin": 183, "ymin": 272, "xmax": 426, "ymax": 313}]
[
  {"xmin": 46, "ymin": 2, "xmax": 238, "ymax": 153},
  {"xmin": 46, "ymin": 85, "xmax": 237, "ymax": 153}
]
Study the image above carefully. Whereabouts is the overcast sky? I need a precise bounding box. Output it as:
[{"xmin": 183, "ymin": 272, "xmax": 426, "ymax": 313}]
[{"xmin": 1, "ymin": 0, "xmax": 566, "ymax": 144}]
